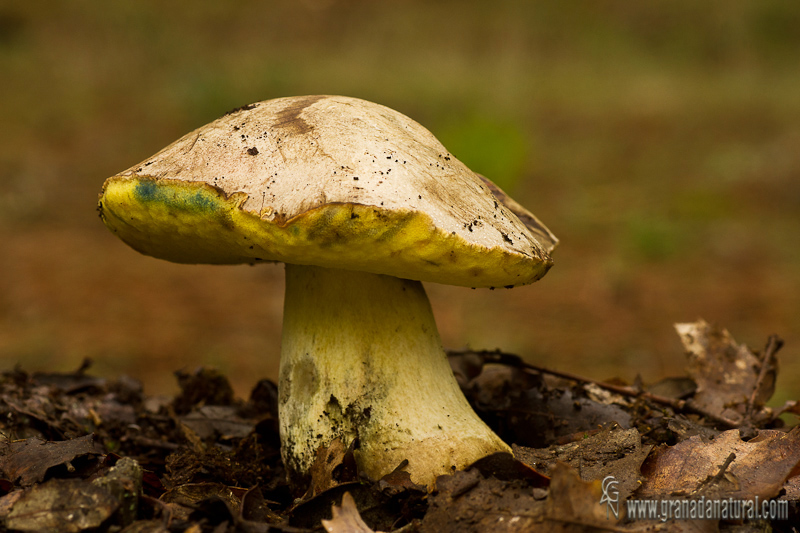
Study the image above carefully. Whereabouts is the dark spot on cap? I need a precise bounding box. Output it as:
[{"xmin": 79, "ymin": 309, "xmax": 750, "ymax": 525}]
[
  {"xmin": 274, "ymin": 95, "xmax": 326, "ymax": 136},
  {"xmin": 224, "ymin": 103, "xmax": 257, "ymax": 116},
  {"xmin": 468, "ymin": 267, "xmax": 483, "ymax": 277},
  {"xmin": 247, "ymin": 147, "xmax": 259, "ymax": 156}
]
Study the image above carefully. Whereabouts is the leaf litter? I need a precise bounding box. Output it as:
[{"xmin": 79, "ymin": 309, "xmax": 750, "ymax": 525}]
[{"xmin": 0, "ymin": 319, "xmax": 796, "ymax": 532}]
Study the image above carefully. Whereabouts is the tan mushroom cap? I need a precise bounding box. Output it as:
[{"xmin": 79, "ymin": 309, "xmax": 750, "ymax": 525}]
[{"xmin": 99, "ymin": 95, "xmax": 557, "ymax": 288}]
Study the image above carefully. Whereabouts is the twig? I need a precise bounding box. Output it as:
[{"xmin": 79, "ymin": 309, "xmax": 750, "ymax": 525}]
[
  {"xmin": 691, "ymin": 452, "xmax": 736, "ymax": 496},
  {"xmin": 746, "ymin": 334, "xmax": 784, "ymax": 416},
  {"xmin": 449, "ymin": 349, "xmax": 742, "ymax": 429}
]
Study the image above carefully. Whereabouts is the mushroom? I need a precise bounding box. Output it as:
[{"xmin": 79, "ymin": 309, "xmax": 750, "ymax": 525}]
[{"xmin": 98, "ymin": 95, "xmax": 558, "ymax": 487}]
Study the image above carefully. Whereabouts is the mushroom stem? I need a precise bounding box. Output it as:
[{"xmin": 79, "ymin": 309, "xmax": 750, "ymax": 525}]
[{"xmin": 279, "ymin": 264, "xmax": 511, "ymax": 487}]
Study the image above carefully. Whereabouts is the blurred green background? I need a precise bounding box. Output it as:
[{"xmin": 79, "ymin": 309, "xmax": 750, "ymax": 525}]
[{"xmin": 1, "ymin": 1, "xmax": 798, "ymax": 402}]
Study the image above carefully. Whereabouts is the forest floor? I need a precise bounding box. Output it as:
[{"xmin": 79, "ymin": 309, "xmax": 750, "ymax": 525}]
[{"xmin": 0, "ymin": 319, "xmax": 797, "ymax": 532}]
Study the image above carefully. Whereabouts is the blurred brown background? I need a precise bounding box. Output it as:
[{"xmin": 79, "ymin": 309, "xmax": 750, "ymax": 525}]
[{"xmin": 1, "ymin": 1, "xmax": 798, "ymax": 401}]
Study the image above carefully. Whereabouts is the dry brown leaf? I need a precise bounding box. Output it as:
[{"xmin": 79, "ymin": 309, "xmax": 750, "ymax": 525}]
[
  {"xmin": 422, "ymin": 468, "xmax": 544, "ymax": 532},
  {"xmin": 306, "ymin": 438, "xmax": 358, "ymax": 498},
  {"xmin": 516, "ymin": 427, "xmax": 650, "ymax": 502},
  {"xmin": 180, "ymin": 405, "xmax": 254, "ymax": 440},
  {"xmin": 239, "ymin": 486, "xmax": 283, "ymax": 524},
  {"xmin": 457, "ymin": 360, "xmax": 633, "ymax": 448},
  {"xmin": 779, "ymin": 475, "xmax": 800, "ymax": 502},
  {"xmin": 321, "ymin": 492, "xmax": 379, "ymax": 533},
  {"xmin": 546, "ymin": 465, "xmax": 722, "ymax": 533},
  {"xmin": 0, "ymin": 491, "xmax": 25, "ymax": 519},
  {"xmin": 0, "ymin": 435, "xmax": 101, "ymax": 487},
  {"xmin": 675, "ymin": 320, "xmax": 775, "ymax": 424},
  {"xmin": 637, "ymin": 427, "xmax": 800, "ymax": 500},
  {"xmin": 543, "ymin": 463, "xmax": 616, "ymax": 529},
  {"xmin": 470, "ymin": 452, "xmax": 549, "ymax": 487},
  {"xmin": 777, "ymin": 400, "xmax": 800, "ymax": 418},
  {"xmin": 378, "ymin": 460, "xmax": 427, "ymax": 492},
  {"xmin": 6, "ymin": 478, "xmax": 118, "ymax": 532},
  {"xmin": 172, "ymin": 367, "xmax": 235, "ymax": 415}
]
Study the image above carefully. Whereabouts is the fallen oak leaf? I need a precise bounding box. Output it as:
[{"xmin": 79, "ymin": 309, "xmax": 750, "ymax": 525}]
[
  {"xmin": 636, "ymin": 426, "xmax": 800, "ymax": 501},
  {"xmin": 692, "ymin": 452, "xmax": 736, "ymax": 497},
  {"xmin": 423, "ymin": 467, "xmax": 545, "ymax": 531},
  {"xmin": 304, "ymin": 437, "xmax": 358, "ymax": 498},
  {"xmin": 469, "ymin": 451, "xmax": 549, "ymax": 487},
  {"xmin": 777, "ymin": 400, "xmax": 800, "ymax": 419},
  {"xmin": 515, "ymin": 426, "xmax": 650, "ymax": 502},
  {"xmin": 0, "ymin": 491, "xmax": 25, "ymax": 519},
  {"xmin": 30, "ymin": 358, "xmax": 105, "ymax": 393},
  {"xmin": 454, "ymin": 348, "xmax": 737, "ymax": 435},
  {"xmin": 238, "ymin": 486, "xmax": 283, "ymax": 525},
  {"xmin": 544, "ymin": 464, "xmax": 709, "ymax": 532},
  {"xmin": 543, "ymin": 463, "xmax": 618, "ymax": 529},
  {"xmin": 675, "ymin": 320, "xmax": 777, "ymax": 425},
  {"xmin": 6, "ymin": 478, "xmax": 118, "ymax": 533},
  {"xmin": 422, "ymin": 457, "xmax": 624, "ymax": 532},
  {"xmin": 377, "ymin": 459, "xmax": 426, "ymax": 492},
  {"xmin": 0, "ymin": 435, "xmax": 102, "ymax": 486},
  {"xmin": 290, "ymin": 482, "xmax": 405, "ymax": 531},
  {"xmin": 179, "ymin": 405, "xmax": 255, "ymax": 440},
  {"xmin": 321, "ymin": 492, "xmax": 381, "ymax": 533},
  {"xmin": 454, "ymin": 357, "xmax": 633, "ymax": 448},
  {"xmin": 172, "ymin": 367, "xmax": 235, "ymax": 415}
]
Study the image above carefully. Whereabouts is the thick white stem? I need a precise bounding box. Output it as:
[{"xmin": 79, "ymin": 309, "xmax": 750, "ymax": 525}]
[{"xmin": 279, "ymin": 264, "xmax": 511, "ymax": 487}]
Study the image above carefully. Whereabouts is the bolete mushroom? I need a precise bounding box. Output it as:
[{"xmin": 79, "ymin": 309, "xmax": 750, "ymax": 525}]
[{"xmin": 98, "ymin": 95, "xmax": 558, "ymax": 487}]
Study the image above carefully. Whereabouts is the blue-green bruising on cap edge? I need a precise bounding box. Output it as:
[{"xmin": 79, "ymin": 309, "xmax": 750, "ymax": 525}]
[
  {"xmin": 131, "ymin": 178, "xmax": 238, "ymax": 232},
  {"xmin": 134, "ymin": 179, "xmax": 222, "ymax": 214}
]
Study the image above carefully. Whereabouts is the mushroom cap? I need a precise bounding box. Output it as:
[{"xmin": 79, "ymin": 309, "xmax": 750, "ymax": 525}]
[{"xmin": 99, "ymin": 95, "xmax": 557, "ymax": 288}]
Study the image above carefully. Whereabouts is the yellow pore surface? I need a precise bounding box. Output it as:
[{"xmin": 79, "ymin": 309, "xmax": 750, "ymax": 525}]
[{"xmin": 99, "ymin": 176, "xmax": 552, "ymax": 288}]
